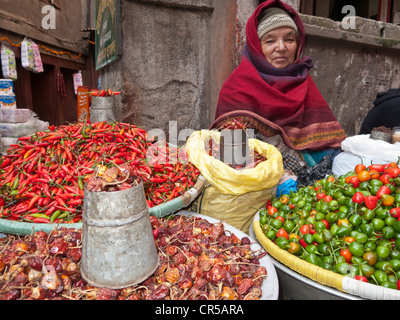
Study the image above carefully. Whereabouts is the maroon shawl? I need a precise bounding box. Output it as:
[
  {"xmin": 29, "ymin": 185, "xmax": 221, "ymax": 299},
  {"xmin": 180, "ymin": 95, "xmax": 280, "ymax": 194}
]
[{"xmin": 211, "ymin": 0, "xmax": 346, "ymax": 151}]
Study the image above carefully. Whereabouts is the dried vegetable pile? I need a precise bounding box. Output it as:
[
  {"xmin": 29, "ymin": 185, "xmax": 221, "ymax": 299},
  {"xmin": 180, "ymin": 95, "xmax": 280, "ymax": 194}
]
[
  {"xmin": 85, "ymin": 163, "xmax": 140, "ymax": 193},
  {"xmin": 0, "ymin": 215, "xmax": 268, "ymax": 300},
  {"xmin": 0, "ymin": 121, "xmax": 200, "ymax": 224}
]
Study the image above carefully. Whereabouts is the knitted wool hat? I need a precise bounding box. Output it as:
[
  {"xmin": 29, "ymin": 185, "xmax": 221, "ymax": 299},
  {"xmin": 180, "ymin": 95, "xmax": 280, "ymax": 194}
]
[{"xmin": 257, "ymin": 7, "xmax": 298, "ymax": 39}]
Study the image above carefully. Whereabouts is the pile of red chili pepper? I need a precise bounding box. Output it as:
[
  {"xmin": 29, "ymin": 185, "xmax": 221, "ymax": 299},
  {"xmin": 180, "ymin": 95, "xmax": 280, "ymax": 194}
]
[
  {"xmin": 0, "ymin": 121, "xmax": 200, "ymax": 224},
  {"xmin": 0, "ymin": 215, "xmax": 267, "ymax": 300}
]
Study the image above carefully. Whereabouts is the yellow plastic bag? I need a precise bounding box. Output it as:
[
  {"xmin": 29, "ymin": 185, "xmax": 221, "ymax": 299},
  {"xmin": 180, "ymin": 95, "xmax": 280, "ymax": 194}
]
[
  {"xmin": 186, "ymin": 130, "xmax": 284, "ymax": 234},
  {"xmin": 190, "ymin": 183, "xmax": 276, "ymax": 234},
  {"xmin": 185, "ymin": 130, "xmax": 284, "ymax": 195}
]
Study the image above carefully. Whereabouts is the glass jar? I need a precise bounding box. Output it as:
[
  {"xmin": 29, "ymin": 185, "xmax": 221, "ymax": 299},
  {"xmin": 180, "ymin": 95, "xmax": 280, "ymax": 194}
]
[{"xmin": 392, "ymin": 127, "xmax": 400, "ymax": 144}]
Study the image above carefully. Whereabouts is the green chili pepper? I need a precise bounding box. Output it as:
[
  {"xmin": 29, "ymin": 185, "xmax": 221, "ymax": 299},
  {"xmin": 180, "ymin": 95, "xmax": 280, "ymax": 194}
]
[
  {"xmin": 360, "ymin": 264, "xmax": 375, "ymax": 278},
  {"xmin": 78, "ymin": 177, "xmax": 85, "ymax": 190},
  {"xmin": 372, "ymin": 270, "xmax": 388, "ymax": 285},
  {"xmin": 50, "ymin": 210, "xmax": 63, "ymax": 223},
  {"xmin": 305, "ymin": 253, "xmax": 321, "ymax": 266},
  {"xmin": 349, "ymin": 214, "xmax": 361, "ymax": 227},
  {"xmin": 317, "ymin": 243, "xmax": 331, "ymax": 256},
  {"xmin": 349, "ymin": 241, "xmax": 365, "ymax": 257},
  {"xmin": 354, "ymin": 232, "xmax": 368, "ymax": 244},
  {"xmin": 335, "ymin": 226, "xmax": 351, "ymax": 237},
  {"xmin": 335, "ymin": 262, "xmax": 356, "ymax": 277},
  {"xmin": 376, "ymin": 245, "xmax": 391, "ymax": 259},
  {"xmin": 81, "ymin": 122, "xmax": 90, "ymax": 138},
  {"xmin": 29, "ymin": 213, "xmax": 50, "ymax": 220}
]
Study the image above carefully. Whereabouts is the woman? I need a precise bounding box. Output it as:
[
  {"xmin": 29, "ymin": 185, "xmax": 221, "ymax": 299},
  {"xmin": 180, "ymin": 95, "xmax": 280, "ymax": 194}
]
[{"xmin": 210, "ymin": 0, "xmax": 347, "ymax": 174}]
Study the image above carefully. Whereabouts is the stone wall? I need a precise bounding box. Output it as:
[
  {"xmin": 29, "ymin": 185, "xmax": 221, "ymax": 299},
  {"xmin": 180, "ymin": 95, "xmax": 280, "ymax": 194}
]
[
  {"xmin": 302, "ymin": 14, "xmax": 400, "ymax": 136},
  {"xmin": 99, "ymin": 0, "xmax": 400, "ymax": 139},
  {"xmin": 101, "ymin": 0, "xmax": 217, "ymax": 141}
]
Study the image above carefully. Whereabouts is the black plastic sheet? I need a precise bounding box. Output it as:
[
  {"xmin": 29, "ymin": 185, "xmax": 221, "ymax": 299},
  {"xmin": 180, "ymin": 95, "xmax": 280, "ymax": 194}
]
[{"xmin": 296, "ymin": 155, "xmax": 333, "ymax": 187}]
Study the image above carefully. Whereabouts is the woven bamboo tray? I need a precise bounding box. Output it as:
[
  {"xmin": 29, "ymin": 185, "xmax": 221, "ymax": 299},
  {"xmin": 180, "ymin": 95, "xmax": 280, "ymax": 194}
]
[
  {"xmin": 0, "ymin": 175, "xmax": 206, "ymax": 236},
  {"xmin": 253, "ymin": 212, "xmax": 400, "ymax": 300}
]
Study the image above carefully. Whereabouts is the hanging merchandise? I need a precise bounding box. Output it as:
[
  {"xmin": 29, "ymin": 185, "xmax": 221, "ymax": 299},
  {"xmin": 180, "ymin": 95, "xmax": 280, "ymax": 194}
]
[
  {"xmin": 21, "ymin": 38, "xmax": 35, "ymax": 71},
  {"xmin": 73, "ymin": 71, "xmax": 83, "ymax": 95},
  {"xmin": 1, "ymin": 43, "xmax": 17, "ymax": 80},
  {"xmin": 57, "ymin": 71, "xmax": 66, "ymax": 97},
  {"xmin": 77, "ymin": 86, "xmax": 90, "ymax": 122},
  {"xmin": 31, "ymin": 41, "xmax": 44, "ymax": 73}
]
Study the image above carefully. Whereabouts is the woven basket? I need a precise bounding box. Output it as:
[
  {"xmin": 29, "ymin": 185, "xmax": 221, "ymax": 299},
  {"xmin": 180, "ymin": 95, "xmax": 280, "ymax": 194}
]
[
  {"xmin": 0, "ymin": 176, "xmax": 206, "ymax": 236},
  {"xmin": 253, "ymin": 213, "xmax": 400, "ymax": 300},
  {"xmin": 148, "ymin": 175, "xmax": 206, "ymax": 218}
]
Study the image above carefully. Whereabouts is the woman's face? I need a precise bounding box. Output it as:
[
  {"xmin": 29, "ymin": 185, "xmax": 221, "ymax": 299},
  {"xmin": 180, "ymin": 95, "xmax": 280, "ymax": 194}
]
[{"xmin": 260, "ymin": 27, "xmax": 298, "ymax": 69}]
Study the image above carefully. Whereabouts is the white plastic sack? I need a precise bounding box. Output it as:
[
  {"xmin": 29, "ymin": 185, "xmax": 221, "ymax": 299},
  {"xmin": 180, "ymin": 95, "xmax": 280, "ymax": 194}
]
[
  {"xmin": 332, "ymin": 151, "xmax": 391, "ymax": 177},
  {"xmin": 341, "ymin": 135, "xmax": 400, "ymax": 163}
]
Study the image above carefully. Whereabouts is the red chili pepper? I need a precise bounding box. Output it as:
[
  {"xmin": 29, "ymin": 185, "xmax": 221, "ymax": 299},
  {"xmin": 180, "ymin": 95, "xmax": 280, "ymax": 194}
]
[
  {"xmin": 390, "ymin": 207, "xmax": 400, "ymax": 218},
  {"xmin": 276, "ymin": 228, "xmax": 289, "ymax": 239},
  {"xmin": 56, "ymin": 196, "xmax": 66, "ymax": 207},
  {"xmin": 0, "ymin": 157, "xmax": 11, "ymax": 169},
  {"xmin": 355, "ymin": 275, "xmax": 368, "ymax": 283},
  {"xmin": 364, "ymin": 195, "xmax": 378, "ymax": 210},
  {"xmin": 348, "ymin": 176, "xmax": 360, "ymax": 188},
  {"xmin": 55, "ymin": 205, "xmax": 77, "ymax": 213},
  {"xmin": 352, "ymin": 192, "xmax": 364, "ymax": 204},
  {"xmin": 385, "ymin": 166, "xmax": 400, "ymax": 179},
  {"xmin": 368, "ymin": 163, "xmax": 385, "ymax": 173},
  {"xmin": 67, "ymin": 199, "xmax": 82, "ymax": 206},
  {"xmin": 150, "ymin": 177, "xmax": 166, "ymax": 184},
  {"xmin": 379, "ymin": 173, "xmax": 392, "ymax": 185},
  {"xmin": 32, "ymin": 218, "xmax": 50, "ymax": 224},
  {"xmin": 340, "ymin": 248, "xmax": 352, "ymax": 263},
  {"xmin": 152, "ymin": 228, "xmax": 159, "ymax": 239},
  {"xmin": 376, "ymin": 185, "xmax": 392, "ymax": 199},
  {"xmin": 300, "ymin": 239, "xmax": 308, "ymax": 248}
]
